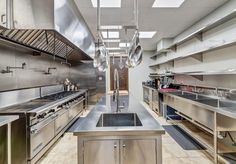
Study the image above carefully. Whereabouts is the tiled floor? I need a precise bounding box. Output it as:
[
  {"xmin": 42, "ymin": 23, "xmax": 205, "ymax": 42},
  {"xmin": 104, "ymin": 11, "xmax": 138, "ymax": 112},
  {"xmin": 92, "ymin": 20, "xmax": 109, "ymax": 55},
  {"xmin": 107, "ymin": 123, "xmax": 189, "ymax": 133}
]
[{"xmin": 38, "ymin": 104, "xmax": 214, "ymax": 164}]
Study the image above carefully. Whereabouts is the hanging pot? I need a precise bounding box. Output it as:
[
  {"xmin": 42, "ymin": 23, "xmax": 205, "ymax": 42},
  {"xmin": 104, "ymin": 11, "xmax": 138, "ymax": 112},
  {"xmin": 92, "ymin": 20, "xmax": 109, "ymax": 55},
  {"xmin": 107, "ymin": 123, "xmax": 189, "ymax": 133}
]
[
  {"xmin": 128, "ymin": 34, "xmax": 143, "ymax": 67},
  {"xmin": 93, "ymin": 49, "xmax": 102, "ymax": 67},
  {"xmin": 129, "ymin": 44, "xmax": 143, "ymax": 67}
]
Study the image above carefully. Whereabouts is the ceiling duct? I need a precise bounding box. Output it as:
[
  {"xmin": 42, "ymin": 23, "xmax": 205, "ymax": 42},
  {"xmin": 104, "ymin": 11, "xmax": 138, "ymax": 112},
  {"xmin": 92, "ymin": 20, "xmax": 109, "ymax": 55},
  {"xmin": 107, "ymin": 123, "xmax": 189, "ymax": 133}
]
[{"xmin": 0, "ymin": 0, "xmax": 95, "ymax": 61}]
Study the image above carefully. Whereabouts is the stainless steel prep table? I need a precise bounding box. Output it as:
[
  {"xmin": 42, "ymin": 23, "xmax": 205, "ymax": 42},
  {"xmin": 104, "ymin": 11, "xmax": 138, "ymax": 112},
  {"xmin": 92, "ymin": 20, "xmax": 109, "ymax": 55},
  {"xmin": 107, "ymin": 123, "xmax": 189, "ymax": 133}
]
[{"xmin": 162, "ymin": 91, "xmax": 236, "ymax": 163}]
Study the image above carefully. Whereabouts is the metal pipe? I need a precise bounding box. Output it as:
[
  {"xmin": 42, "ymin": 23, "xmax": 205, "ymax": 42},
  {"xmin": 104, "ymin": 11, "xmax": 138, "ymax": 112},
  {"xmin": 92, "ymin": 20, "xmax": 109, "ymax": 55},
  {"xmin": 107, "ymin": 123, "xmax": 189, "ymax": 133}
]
[
  {"xmin": 6, "ymin": 0, "xmax": 14, "ymax": 29},
  {"xmin": 134, "ymin": 0, "xmax": 138, "ymax": 30},
  {"xmin": 97, "ymin": 0, "xmax": 101, "ymax": 32}
]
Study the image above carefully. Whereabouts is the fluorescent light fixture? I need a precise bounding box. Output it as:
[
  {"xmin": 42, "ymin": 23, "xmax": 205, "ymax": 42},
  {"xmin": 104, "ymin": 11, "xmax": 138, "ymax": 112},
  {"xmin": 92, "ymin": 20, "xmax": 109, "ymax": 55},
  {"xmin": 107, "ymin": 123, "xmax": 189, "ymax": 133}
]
[
  {"xmin": 102, "ymin": 31, "xmax": 119, "ymax": 38},
  {"xmin": 109, "ymin": 52, "xmax": 122, "ymax": 55},
  {"xmin": 103, "ymin": 39, "xmax": 121, "ymax": 43},
  {"xmin": 152, "ymin": 0, "xmax": 185, "ymax": 8},
  {"xmin": 106, "ymin": 47, "xmax": 121, "ymax": 50},
  {"xmin": 91, "ymin": 0, "xmax": 121, "ymax": 8},
  {"xmin": 119, "ymin": 43, "xmax": 130, "ymax": 47},
  {"xmin": 100, "ymin": 25, "xmax": 122, "ymax": 30},
  {"xmin": 139, "ymin": 31, "xmax": 156, "ymax": 38}
]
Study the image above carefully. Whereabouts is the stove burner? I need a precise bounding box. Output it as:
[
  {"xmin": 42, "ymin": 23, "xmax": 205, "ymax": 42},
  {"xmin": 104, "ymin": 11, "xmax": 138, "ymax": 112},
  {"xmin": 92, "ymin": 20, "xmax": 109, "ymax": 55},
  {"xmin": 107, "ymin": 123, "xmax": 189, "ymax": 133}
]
[{"xmin": 41, "ymin": 91, "xmax": 76, "ymax": 101}]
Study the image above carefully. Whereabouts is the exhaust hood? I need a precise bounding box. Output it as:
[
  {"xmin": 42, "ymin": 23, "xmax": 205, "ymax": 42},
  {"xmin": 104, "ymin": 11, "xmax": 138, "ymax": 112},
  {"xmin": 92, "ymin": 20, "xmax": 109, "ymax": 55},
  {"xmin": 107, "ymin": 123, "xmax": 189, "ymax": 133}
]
[{"xmin": 0, "ymin": 0, "xmax": 95, "ymax": 61}]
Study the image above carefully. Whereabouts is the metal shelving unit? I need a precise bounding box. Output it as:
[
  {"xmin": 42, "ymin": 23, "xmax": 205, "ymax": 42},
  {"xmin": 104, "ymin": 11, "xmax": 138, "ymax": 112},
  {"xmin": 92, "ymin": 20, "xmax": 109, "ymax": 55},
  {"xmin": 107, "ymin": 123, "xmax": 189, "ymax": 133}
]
[{"xmin": 149, "ymin": 9, "xmax": 236, "ymax": 68}]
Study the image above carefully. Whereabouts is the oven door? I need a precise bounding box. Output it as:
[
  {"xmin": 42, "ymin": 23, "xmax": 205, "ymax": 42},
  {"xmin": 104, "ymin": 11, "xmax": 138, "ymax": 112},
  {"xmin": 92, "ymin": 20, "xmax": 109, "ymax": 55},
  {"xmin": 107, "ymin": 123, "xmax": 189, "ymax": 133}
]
[
  {"xmin": 54, "ymin": 109, "xmax": 69, "ymax": 135},
  {"xmin": 29, "ymin": 116, "xmax": 56, "ymax": 158},
  {"xmin": 68, "ymin": 98, "xmax": 84, "ymax": 121}
]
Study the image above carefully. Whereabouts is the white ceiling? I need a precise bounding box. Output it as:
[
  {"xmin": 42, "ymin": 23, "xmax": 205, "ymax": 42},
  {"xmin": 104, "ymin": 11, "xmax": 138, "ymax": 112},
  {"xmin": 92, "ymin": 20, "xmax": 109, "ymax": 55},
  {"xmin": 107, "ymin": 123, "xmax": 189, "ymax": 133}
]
[{"xmin": 75, "ymin": 0, "xmax": 228, "ymax": 51}]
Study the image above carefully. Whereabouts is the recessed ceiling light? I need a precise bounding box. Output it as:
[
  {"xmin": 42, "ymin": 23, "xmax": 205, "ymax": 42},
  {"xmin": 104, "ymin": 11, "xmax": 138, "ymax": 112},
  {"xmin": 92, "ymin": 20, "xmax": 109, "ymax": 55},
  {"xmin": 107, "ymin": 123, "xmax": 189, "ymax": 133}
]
[
  {"xmin": 139, "ymin": 31, "xmax": 156, "ymax": 38},
  {"xmin": 102, "ymin": 31, "xmax": 119, "ymax": 39},
  {"xmin": 152, "ymin": 0, "xmax": 185, "ymax": 8},
  {"xmin": 119, "ymin": 43, "xmax": 130, "ymax": 47},
  {"xmin": 103, "ymin": 39, "xmax": 121, "ymax": 43},
  {"xmin": 91, "ymin": 0, "xmax": 121, "ymax": 8},
  {"xmin": 100, "ymin": 25, "xmax": 122, "ymax": 30}
]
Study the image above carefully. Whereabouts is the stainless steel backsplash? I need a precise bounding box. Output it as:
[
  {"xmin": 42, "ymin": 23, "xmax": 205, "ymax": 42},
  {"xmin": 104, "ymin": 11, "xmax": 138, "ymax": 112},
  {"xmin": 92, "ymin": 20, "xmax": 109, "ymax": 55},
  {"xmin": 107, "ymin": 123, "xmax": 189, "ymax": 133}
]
[{"xmin": 0, "ymin": 40, "xmax": 100, "ymax": 96}]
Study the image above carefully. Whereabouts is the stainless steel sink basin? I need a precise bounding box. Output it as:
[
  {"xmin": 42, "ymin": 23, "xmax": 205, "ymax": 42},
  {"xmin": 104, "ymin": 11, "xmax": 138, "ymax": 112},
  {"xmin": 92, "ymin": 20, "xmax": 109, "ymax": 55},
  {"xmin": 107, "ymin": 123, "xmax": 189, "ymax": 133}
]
[
  {"xmin": 194, "ymin": 99, "xmax": 218, "ymax": 107},
  {"xmin": 193, "ymin": 99, "xmax": 236, "ymax": 108},
  {"xmin": 172, "ymin": 91, "xmax": 211, "ymax": 100},
  {"xmin": 96, "ymin": 113, "xmax": 143, "ymax": 127},
  {"xmin": 219, "ymin": 100, "xmax": 236, "ymax": 108}
]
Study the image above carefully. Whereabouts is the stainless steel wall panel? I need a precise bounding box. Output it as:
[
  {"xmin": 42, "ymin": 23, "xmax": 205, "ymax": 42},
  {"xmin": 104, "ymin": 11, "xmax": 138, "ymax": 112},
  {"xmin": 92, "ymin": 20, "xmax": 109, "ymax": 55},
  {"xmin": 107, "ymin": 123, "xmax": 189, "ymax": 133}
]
[
  {"xmin": 40, "ymin": 85, "xmax": 64, "ymax": 97},
  {"xmin": 0, "ymin": 88, "xmax": 40, "ymax": 109},
  {"xmin": 0, "ymin": 40, "xmax": 99, "ymax": 104}
]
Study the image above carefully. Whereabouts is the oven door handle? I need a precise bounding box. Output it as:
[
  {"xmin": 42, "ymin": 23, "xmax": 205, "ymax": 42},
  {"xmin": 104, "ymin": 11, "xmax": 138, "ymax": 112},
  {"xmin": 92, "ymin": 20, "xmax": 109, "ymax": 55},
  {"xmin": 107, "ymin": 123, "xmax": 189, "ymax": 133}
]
[
  {"xmin": 69, "ymin": 98, "xmax": 85, "ymax": 109},
  {"xmin": 31, "ymin": 114, "xmax": 58, "ymax": 134}
]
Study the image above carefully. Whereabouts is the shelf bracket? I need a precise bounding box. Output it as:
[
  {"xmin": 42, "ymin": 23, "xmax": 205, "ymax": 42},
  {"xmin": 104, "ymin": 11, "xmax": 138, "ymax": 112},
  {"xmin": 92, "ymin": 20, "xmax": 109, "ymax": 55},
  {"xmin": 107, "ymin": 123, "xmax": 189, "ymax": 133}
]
[
  {"xmin": 191, "ymin": 52, "xmax": 203, "ymax": 62},
  {"xmin": 149, "ymin": 64, "xmax": 159, "ymax": 70},
  {"xmin": 195, "ymin": 32, "xmax": 203, "ymax": 41},
  {"xmin": 168, "ymin": 61, "xmax": 174, "ymax": 67},
  {"xmin": 190, "ymin": 75, "xmax": 203, "ymax": 81},
  {"xmin": 169, "ymin": 45, "xmax": 177, "ymax": 52}
]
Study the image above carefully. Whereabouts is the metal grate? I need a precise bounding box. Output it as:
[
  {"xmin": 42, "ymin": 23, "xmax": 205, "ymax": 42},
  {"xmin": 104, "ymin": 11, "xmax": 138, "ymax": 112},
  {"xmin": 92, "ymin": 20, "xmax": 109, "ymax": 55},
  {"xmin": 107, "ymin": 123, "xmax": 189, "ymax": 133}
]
[{"xmin": 0, "ymin": 29, "xmax": 74, "ymax": 59}]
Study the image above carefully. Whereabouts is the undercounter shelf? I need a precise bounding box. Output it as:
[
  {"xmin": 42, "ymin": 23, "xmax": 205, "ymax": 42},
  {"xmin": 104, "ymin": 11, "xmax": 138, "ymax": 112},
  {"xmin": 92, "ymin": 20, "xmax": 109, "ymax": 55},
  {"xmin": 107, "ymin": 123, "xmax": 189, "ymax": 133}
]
[{"xmin": 177, "ymin": 121, "xmax": 236, "ymax": 154}]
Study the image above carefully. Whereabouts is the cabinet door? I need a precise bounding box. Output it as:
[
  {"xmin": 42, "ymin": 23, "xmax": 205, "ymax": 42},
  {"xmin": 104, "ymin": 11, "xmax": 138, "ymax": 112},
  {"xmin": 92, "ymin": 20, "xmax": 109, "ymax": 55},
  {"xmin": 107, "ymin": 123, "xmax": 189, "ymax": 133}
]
[
  {"xmin": 0, "ymin": 0, "xmax": 6, "ymax": 28},
  {"xmin": 84, "ymin": 140, "xmax": 119, "ymax": 164},
  {"xmin": 120, "ymin": 139, "xmax": 157, "ymax": 164}
]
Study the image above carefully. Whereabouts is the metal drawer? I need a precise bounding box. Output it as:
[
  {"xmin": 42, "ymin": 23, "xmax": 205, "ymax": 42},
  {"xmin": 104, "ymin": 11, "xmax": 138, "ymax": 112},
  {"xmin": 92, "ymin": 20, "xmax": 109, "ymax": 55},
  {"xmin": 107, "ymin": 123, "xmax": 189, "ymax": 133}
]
[
  {"xmin": 68, "ymin": 99, "xmax": 84, "ymax": 121},
  {"xmin": 30, "ymin": 119, "xmax": 55, "ymax": 158}
]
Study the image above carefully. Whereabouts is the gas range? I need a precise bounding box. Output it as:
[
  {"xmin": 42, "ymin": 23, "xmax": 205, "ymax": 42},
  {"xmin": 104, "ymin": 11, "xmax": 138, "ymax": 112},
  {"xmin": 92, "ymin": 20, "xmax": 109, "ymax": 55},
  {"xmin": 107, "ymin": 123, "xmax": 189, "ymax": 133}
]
[{"xmin": 0, "ymin": 89, "xmax": 88, "ymax": 164}]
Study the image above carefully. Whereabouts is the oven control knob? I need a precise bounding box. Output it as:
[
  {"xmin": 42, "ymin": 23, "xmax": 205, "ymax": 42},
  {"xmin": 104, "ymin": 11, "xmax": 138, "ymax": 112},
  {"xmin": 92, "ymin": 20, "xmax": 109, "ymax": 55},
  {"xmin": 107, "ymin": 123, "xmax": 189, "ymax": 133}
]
[
  {"xmin": 37, "ymin": 113, "xmax": 47, "ymax": 119},
  {"xmin": 48, "ymin": 109, "xmax": 55, "ymax": 113}
]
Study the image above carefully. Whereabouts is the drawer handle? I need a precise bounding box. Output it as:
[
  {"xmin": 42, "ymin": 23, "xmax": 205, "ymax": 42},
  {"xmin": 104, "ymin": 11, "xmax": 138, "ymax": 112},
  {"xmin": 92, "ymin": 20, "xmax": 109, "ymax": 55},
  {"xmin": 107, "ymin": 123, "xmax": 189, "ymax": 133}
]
[
  {"xmin": 114, "ymin": 143, "xmax": 117, "ymax": 164},
  {"xmin": 122, "ymin": 143, "xmax": 126, "ymax": 160}
]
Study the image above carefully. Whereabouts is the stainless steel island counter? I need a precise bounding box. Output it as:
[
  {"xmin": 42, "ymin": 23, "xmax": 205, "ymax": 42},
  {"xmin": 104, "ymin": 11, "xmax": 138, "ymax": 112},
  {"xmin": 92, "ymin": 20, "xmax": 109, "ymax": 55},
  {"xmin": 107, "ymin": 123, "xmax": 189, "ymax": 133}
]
[{"xmin": 73, "ymin": 94, "xmax": 165, "ymax": 164}]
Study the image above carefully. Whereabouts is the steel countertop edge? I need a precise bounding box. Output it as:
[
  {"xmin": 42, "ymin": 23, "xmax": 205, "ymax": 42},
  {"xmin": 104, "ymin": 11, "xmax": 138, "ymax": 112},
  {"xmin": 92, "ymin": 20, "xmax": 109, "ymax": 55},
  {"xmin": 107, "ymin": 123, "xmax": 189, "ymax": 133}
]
[
  {"xmin": 0, "ymin": 89, "xmax": 87, "ymax": 115},
  {"xmin": 163, "ymin": 91, "xmax": 236, "ymax": 119},
  {"xmin": 73, "ymin": 94, "xmax": 165, "ymax": 136},
  {"xmin": 28, "ymin": 89, "xmax": 88, "ymax": 115},
  {"xmin": 0, "ymin": 115, "xmax": 19, "ymax": 127}
]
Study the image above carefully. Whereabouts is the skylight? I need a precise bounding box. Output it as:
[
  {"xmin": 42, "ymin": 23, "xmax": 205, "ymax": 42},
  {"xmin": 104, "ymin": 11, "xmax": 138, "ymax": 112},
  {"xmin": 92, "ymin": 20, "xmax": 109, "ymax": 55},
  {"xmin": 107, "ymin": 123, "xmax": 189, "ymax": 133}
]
[
  {"xmin": 139, "ymin": 31, "xmax": 156, "ymax": 38},
  {"xmin": 119, "ymin": 43, "xmax": 130, "ymax": 47},
  {"xmin": 152, "ymin": 0, "xmax": 185, "ymax": 8},
  {"xmin": 91, "ymin": 0, "xmax": 121, "ymax": 8},
  {"xmin": 102, "ymin": 31, "xmax": 119, "ymax": 38},
  {"xmin": 100, "ymin": 25, "xmax": 122, "ymax": 30}
]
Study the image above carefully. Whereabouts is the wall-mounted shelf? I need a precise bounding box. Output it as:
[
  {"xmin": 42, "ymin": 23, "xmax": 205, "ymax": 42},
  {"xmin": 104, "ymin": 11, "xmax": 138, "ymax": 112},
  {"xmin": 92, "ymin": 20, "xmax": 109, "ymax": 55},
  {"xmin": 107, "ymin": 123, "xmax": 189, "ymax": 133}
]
[
  {"xmin": 149, "ymin": 9, "xmax": 236, "ymax": 68},
  {"xmin": 150, "ymin": 49, "xmax": 172, "ymax": 59},
  {"xmin": 168, "ymin": 9, "xmax": 236, "ymax": 49},
  {"xmin": 149, "ymin": 70, "xmax": 236, "ymax": 80},
  {"xmin": 149, "ymin": 38, "xmax": 236, "ymax": 68},
  {"xmin": 149, "ymin": 73, "xmax": 174, "ymax": 78}
]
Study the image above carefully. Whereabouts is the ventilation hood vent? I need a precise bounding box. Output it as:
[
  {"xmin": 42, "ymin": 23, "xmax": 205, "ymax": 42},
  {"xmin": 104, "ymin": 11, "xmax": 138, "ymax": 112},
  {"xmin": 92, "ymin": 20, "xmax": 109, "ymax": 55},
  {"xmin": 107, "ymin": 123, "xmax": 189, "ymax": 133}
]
[{"xmin": 0, "ymin": 0, "xmax": 95, "ymax": 61}]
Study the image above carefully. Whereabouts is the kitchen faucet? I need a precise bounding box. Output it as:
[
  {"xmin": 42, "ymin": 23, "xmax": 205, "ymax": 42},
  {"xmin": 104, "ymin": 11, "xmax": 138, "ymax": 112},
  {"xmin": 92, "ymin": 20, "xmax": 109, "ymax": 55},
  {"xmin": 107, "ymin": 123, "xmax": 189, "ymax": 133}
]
[{"xmin": 113, "ymin": 68, "xmax": 123, "ymax": 112}]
